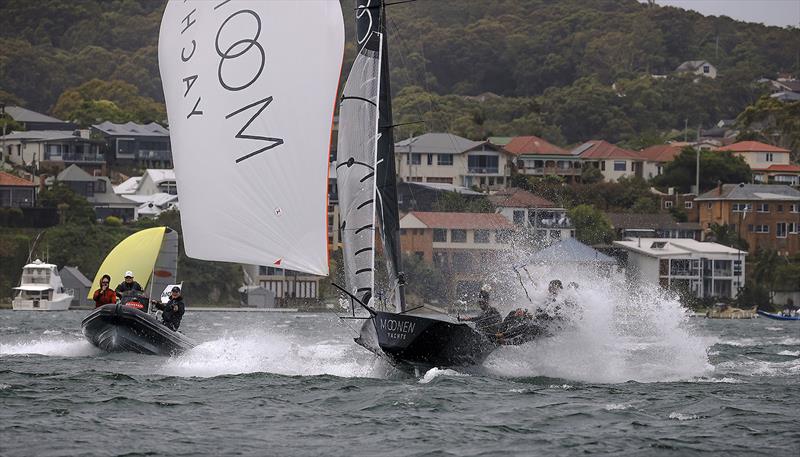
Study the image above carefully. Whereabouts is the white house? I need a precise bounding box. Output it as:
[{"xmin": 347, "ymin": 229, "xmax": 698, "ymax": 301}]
[
  {"xmin": 575, "ymin": 140, "xmax": 644, "ymax": 182},
  {"xmin": 395, "ymin": 133, "xmax": 513, "ymax": 190},
  {"xmin": 113, "ymin": 169, "xmax": 178, "ymax": 218},
  {"xmin": 614, "ymin": 238, "xmax": 746, "ymax": 299},
  {"xmin": 675, "ymin": 60, "xmax": 717, "ymax": 79},
  {"xmin": 488, "ymin": 188, "xmax": 573, "ymax": 241}
]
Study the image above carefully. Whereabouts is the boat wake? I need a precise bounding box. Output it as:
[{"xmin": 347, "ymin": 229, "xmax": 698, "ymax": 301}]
[
  {"xmin": 481, "ymin": 263, "xmax": 714, "ymax": 383},
  {"xmin": 0, "ymin": 334, "xmax": 100, "ymax": 357},
  {"xmin": 159, "ymin": 329, "xmax": 395, "ymax": 379}
]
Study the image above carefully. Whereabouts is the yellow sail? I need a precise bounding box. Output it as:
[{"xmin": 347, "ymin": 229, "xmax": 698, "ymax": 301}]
[{"xmin": 88, "ymin": 227, "xmax": 167, "ymax": 298}]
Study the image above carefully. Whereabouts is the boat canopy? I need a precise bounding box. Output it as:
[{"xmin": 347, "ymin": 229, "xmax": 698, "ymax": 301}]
[{"xmin": 88, "ymin": 227, "xmax": 176, "ymax": 298}]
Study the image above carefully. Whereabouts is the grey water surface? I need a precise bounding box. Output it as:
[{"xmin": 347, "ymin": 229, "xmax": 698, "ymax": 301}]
[{"xmin": 1, "ymin": 310, "xmax": 798, "ymax": 456}]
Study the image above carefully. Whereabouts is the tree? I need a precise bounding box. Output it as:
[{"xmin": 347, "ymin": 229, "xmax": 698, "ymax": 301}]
[
  {"xmin": 580, "ymin": 166, "xmax": 604, "ymax": 184},
  {"xmin": 652, "ymin": 147, "xmax": 752, "ymax": 193},
  {"xmin": 402, "ymin": 252, "xmax": 448, "ymax": 304},
  {"xmin": 706, "ymin": 223, "xmax": 748, "ymax": 251},
  {"xmin": 37, "ymin": 184, "xmax": 95, "ymax": 224},
  {"xmin": 432, "ymin": 192, "xmax": 493, "ymax": 213},
  {"xmin": 737, "ymin": 96, "xmax": 800, "ymax": 161},
  {"xmin": 568, "ymin": 204, "xmax": 614, "ymax": 245},
  {"xmin": 51, "ymin": 79, "xmax": 166, "ymax": 127}
]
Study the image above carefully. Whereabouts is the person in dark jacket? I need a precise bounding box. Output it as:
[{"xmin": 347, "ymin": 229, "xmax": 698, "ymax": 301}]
[
  {"xmin": 458, "ymin": 285, "xmax": 502, "ymax": 336},
  {"xmin": 115, "ymin": 270, "xmax": 144, "ymax": 297},
  {"xmin": 92, "ymin": 274, "xmax": 117, "ymax": 308},
  {"xmin": 153, "ymin": 286, "xmax": 185, "ymax": 331}
]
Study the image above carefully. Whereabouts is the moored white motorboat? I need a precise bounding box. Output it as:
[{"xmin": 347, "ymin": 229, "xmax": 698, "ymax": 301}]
[{"xmin": 12, "ymin": 259, "xmax": 74, "ymax": 311}]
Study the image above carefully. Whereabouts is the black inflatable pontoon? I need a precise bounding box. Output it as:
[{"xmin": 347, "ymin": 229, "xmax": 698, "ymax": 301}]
[{"xmin": 82, "ymin": 303, "xmax": 195, "ymax": 356}]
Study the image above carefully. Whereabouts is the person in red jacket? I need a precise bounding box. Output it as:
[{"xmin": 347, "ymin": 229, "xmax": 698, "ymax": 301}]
[{"xmin": 92, "ymin": 274, "xmax": 117, "ymax": 308}]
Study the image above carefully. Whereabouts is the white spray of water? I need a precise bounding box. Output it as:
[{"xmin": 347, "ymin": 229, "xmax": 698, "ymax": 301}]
[
  {"xmin": 418, "ymin": 367, "xmax": 468, "ymax": 384},
  {"xmin": 159, "ymin": 328, "xmax": 393, "ymax": 379},
  {"xmin": 0, "ymin": 336, "xmax": 100, "ymax": 357},
  {"xmin": 482, "ymin": 262, "xmax": 714, "ymax": 383}
]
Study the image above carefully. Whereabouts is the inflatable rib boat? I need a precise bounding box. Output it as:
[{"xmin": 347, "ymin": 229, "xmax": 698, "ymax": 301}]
[{"xmin": 82, "ymin": 302, "xmax": 195, "ymax": 355}]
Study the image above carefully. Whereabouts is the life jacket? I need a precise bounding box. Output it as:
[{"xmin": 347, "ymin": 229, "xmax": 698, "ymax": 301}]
[{"xmin": 93, "ymin": 288, "xmax": 117, "ymax": 307}]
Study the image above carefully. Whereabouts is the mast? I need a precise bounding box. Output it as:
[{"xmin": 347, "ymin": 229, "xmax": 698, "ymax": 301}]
[{"xmin": 358, "ymin": 0, "xmax": 406, "ymax": 312}]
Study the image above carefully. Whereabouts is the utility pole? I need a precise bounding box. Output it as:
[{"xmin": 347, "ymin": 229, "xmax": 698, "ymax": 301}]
[
  {"xmin": 684, "ymin": 118, "xmax": 688, "ymax": 142},
  {"xmin": 696, "ymin": 123, "xmax": 701, "ymax": 194}
]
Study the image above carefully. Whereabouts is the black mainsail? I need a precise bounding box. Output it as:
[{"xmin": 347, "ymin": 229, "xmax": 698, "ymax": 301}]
[
  {"xmin": 338, "ymin": 0, "xmax": 405, "ymax": 311},
  {"xmin": 339, "ymin": 0, "xmax": 499, "ymax": 372}
]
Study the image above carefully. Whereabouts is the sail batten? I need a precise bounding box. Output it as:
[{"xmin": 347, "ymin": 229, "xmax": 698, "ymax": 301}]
[{"xmin": 158, "ymin": 0, "xmax": 344, "ymax": 276}]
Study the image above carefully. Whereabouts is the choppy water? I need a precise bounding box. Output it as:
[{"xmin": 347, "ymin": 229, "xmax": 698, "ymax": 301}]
[{"xmin": 1, "ymin": 306, "xmax": 798, "ymax": 456}]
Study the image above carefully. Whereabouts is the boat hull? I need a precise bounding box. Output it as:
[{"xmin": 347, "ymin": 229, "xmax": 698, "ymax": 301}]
[
  {"xmin": 757, "ymin": 310, "xmax": 800, "ymax": 321},
  {"xmin": 356, "ymin": 311, "xmax": 498, "ymax": 372},
  {"xmin": 81, "ymin": 303, "xmax": 195, "ymax": 355},
  {"xmin": 12, "ymin": 296, "xmax": 73, "ymax": 311}
]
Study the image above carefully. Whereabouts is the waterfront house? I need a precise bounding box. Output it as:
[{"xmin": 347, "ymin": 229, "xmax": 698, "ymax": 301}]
[
  {"xmin": 400, "ymin": 211, "xmax": 515, "ymax": 297},
  {"xmin": 575, "ymin": 140, "xmax": 645, "ymax": 181},
  {"xmin": 715, "ymin": 141, "xmax": 799, "ymax": 185},
  {"xmin": 1, "ymin": 130, "xmax": 105, "ymax": 174},
  {"xmin": 0, "ymin": 171, "xmax": 36, "ymax": 208},
  {"xmin": 54, "ymin": 165, "xmax": 138, "ymax": 221},
  {"xmin": 92, "ymin": 121, "xmax": 172, "ymax": 168},
  {"xmin": 488, "ymin": 188, "xmax": 573, "ymax": 241},
  {"xmin": 614, "ymin": 238, "xmax": 745, "ymax": 299},
  {"xmin": 695, "ymin": 183, "xmax": 800, "ymax": 256},
  {"xmin": 395, "ymin": 133, "xmax": 512, "ymax": 190},
  {"xmin": 504, "ymin": 135, "xmax": 581, "ymax": 183},
  {"xmin": 2, "ymin": 106, "xmax": 76, "ymax": 131}
]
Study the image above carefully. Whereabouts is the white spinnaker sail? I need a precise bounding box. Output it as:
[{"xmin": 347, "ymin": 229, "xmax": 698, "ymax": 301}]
[
  {"xmin": 336, "ymin": 32, "xmax": 382, "ymax": 302},
  {"xmin": 158, "ymin": 1, "xmax": 344, "ymax": 275}
]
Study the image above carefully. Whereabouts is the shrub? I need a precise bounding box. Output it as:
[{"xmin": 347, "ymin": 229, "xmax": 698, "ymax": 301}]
[{"xmin": 104, "ymin": 216, "xmax": 122, "ymax": 226}]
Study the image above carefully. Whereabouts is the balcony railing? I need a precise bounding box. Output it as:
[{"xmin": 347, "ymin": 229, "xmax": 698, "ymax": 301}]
[
  {"xmin": 522, "ymin": 167, "xmax": 581, "ymax": 176},
  {"xmin": 44, "ymin": 152, "xmax": 106, "ymax": 163},
  {"xmin": 138, "ymin": 150, "xmax": 172, "ymax": 160},
  {"xmin": 467, "ymin": 167, "xmax": 499, "ymax": 174}
]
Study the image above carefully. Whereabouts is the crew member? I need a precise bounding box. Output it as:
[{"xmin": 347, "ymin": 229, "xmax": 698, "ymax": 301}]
[
  {"xmin": 92, "ymin": 274, "xmax": 117, "ymax": 308},
  {"xmin": 115, "ymin": 270, "xmax": 144, "ymax": 297},
  {"xmin": 458, "ymin": 284, "xmax": 502, "ymax": 336},
  {"xmin": 153, "ymin": 286, "xmax": 185, "ymax": 331}
]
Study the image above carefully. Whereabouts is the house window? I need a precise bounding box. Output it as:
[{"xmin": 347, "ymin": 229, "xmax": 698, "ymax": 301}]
[
  {"xmin": 707, "ymin": 202, "xmax": 712, "ymax": 209},
  {"xmin": 791, "ymin": 204, "xmax": 799, "ymax": 213},
  {"xmin": 513, "ymin": 210, "xmax": 525, "ymax": 225},
  {"xmin": 496, "ymin": 229, "xmax": 512, "ymax": 243},
  {"xmin": 703, "ymin": 65, "xmax": 710, "ymax": 73},
  {"xmin": 95, "ymin": 180, "xmax": 106, "ymax": 193},
  {"xmin": 765, "ymin": 153, "xmax": 774, "ymax": 162},
  {"xmin": 467, "ymin": 155, "xmax": 499, "ymax": 174},
  {"xmin": 433, "ymin": 228, "xmax": 447, "ymax": 242},
  {"xmin": 777, "ymin": 205, "xmax": 783, "ymax": 212},
  {"xmin": 733, "ymin": 260, "xmax": 742, "ymax": 276},
  {"xmin": 613, "ymin": 161, "xmax": 626, "ymax": 171},
  {"xmin": 776, "ymin": 222, "xmax": 787, "ymax": 238},
  {"xmin": 474, "ymin": 230, "xmax": 490, "ymax": 243},
  {"xmin": 757, "ymin": 203, "xmax": 769, "ymax": 212},
  {"xmin": 437, "ymin": 154, "xmax": 453, "ymax": 166},
  {"xmin": 755, "ymin": 225, "xmax": 769, "ymax": 233},
  {"xmin": 410, "ymin": 153, "xmax": 421, "ymax": 165},
  {"xmin": 600, "ymin": 161, "xmax": 606, "ymax": 171},
  {"xmin": 684, "ymin": 201, "xmax": 693, "ymax": 209},
  {"xmin": 451, "ymin": 229, "xmax": 467, "ymax": 243},
  {"xmin": 259, "ymin": 266, "xmax": 267, "ymax": 275},
  {"xmin": 664, "ymin": 201, "xmax": 673, "ymax": 209},
  {"xmin": 788, "ymin": 222, "xmax": 798, "ymax": 234},
  {"xmin": 732, "ymin": 203, "xmax": 752, "ymax": 212},
  {"xmin": 426, "ymin": 177, "xmax": 453, "ymax": 184},
  {"xmin": 427, "ymin": 154, "xmax": 433, "ymax": 165}
]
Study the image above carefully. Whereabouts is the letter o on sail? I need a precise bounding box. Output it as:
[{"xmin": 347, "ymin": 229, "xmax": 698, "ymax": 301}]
[{"xmin": 158, "ymin": 1, "xmax": 344, "ymax": 275}]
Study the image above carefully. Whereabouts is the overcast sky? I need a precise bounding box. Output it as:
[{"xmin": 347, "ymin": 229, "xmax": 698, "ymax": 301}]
[{"xmin": 641, "ymin": 0, "xmax": 800, "ymax": 28}]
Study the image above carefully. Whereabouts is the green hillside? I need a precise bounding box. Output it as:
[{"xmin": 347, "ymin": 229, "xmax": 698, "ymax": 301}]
[{"xmin": 0, "ymin": 0, "xmax": 797, "ymax": 144}]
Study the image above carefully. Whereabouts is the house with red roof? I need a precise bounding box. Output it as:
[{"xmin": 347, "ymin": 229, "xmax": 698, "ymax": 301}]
[
  {"xmin": 716, "ymin": 141, "xmax": 799, "ymax": 185},
  {"xmin": 488, "ymin": 188, "xmax": 574, "ymax": 241},
  {"xmin": 400, "ymin": 211, "xmax": 515, "ymax": 297},
  {"xmin": 573, "ymin": 140, "xmax": 647, "ymax": 182},
  {"xmin": 0, "ymin": 171, "xmax": 37, "ymax": 207},
  {"xmin": 504, "ymin": 135, "xmax": 582, "ymax": 183},
  {"xmin": 639, "ymin": 144, "xmax": 683, "ymax": 177}
]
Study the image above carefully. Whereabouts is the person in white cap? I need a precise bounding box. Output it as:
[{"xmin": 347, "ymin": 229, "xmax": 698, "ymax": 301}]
[{"xmin": 115, "ymin": 270, "xmax": 144, "ymax": 297}]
